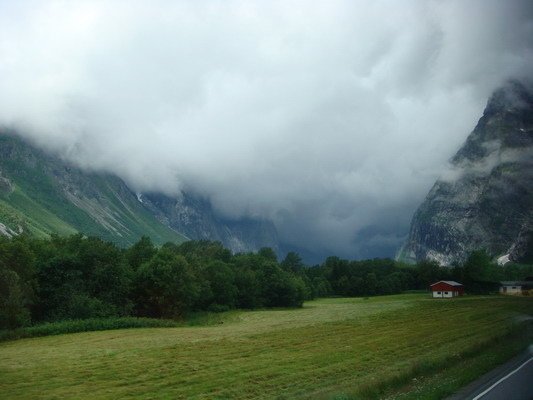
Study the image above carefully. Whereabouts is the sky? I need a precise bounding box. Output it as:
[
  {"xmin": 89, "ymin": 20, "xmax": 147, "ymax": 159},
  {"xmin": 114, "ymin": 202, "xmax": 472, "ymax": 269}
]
[{"xmin": 0, "ymin": 0, "xmax": 532, "ymax": 259}]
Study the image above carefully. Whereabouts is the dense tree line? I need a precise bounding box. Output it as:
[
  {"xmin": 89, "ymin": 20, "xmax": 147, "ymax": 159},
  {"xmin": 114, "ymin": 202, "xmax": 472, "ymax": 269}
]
[
  {"xmin": 304, "ymin": 257, "xmax": 416, "ymax": 297},
  {"xmin": 303, "ymin": 250, "xmax": 531, "ymax": 299},
  {"xmin": 1, "ymin": 234, "xmax": 531, "ymax": 330},
  {"xmin": 411, "ymin": 250, "xmax": 533, "ymax": 293},
  {"xmin": 0, "ymin": 235, "xmax": 309, "ymax": 329}
]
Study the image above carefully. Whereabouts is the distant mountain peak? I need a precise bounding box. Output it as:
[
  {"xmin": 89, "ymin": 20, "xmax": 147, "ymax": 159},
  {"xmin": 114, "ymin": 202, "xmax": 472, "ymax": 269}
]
[
  {"xmin": 484, "ymin": 79, "xmax": 533, "ymax": 116},
  {"xmin": 398, "ymin": 81, "xmax": 533, "ymax": 265}
]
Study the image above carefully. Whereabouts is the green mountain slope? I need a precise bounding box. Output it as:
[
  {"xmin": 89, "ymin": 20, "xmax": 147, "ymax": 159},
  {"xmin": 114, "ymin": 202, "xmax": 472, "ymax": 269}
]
[{"xmin": 0, "ymin": 133, "xmax": 188, "ymax": 246}]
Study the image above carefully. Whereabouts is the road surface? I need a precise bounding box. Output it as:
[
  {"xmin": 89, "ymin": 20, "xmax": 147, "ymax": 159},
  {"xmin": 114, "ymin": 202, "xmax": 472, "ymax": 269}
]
[{"xmin": 447, "ymin": 347, "xmax": 533, "ymax": 400}]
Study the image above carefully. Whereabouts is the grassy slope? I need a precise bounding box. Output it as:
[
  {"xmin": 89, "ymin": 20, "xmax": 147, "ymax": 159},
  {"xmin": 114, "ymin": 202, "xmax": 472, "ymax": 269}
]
[
  {"xmin": 0, "ymin": 135, "xmax": 187, "ymax": 246},
  {"xmin": 0, "ymin": 188, "xmax": 79, "ymax": 238},
  {"xmin": 88, "ymin": 175, "xmax": 190, "ymax": 245},
  {"xmin": 0, "ymin": 294, "xmax": 531, "ymax": 399}
]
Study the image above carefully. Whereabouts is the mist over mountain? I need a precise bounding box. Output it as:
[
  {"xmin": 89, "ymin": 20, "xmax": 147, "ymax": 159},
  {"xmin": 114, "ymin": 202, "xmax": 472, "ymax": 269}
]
[
  {"xmin": 1, "ymin": 1, "xmax": 533, "ymax": 259},
  {"xmin": 0, "ymin": 133, "xmax": 279, "ymax": 252},
  {"xmin": 399, "ymin": 80, "xmax": 533, "ymax": 265}
]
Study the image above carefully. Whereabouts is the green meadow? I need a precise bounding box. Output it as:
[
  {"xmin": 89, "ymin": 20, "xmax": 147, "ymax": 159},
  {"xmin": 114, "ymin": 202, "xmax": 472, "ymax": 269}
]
[{"xmin": 1, "ymin": 294, "xmax": 531, "ymax": 399}]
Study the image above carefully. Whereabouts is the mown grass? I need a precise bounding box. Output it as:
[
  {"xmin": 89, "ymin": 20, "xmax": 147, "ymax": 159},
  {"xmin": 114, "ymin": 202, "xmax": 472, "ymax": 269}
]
[
  {"xmin": 0, "ymin": 294, "xmax": 531, "ymax": 399},
  {"xmin": 333, "ymin": 324, "xmax": 532, "ymax": 400}
]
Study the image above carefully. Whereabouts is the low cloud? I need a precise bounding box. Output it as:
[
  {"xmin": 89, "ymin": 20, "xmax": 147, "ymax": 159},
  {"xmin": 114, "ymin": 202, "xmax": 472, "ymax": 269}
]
[
  {"xmin": 1, "ymin": 0, "xmax": 532, "ymax": 258},
  {"xmin": 441, "ymin": 141, "xmax": 533, "ymax": 184}
]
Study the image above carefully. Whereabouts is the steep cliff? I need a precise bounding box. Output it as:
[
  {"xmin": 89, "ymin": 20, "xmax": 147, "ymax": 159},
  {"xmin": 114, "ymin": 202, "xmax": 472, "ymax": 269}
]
[
  {"xmin": 141, "ymin": 193, "xmax": 279, "ymax": 253},
  {"xmin": 399, "ymin": 81, "xmax": 533, "ymax": 265}
]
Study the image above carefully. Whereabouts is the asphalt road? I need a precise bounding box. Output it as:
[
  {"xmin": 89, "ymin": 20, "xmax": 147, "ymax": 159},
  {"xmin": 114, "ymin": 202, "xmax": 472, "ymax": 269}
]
[{"xmin": 447, "ymin": 348, "xmax": 533, "ymax": 400}]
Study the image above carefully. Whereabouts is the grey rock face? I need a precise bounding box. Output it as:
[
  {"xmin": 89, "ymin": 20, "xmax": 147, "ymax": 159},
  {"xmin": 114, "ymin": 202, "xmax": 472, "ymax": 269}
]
[
  {"xmin": 399, "ymin": 81, "xmax": 533, "ymax": 265},
  {"xmin": 508, "ymin": 227, "xmax": 533, "ymax": 264},
  {"xmin": 0, "ymin": 172, "xmax": 13, "ymax": 195},
  {"xmin": 141, "ymin": 192, "xmax": 279, "ymax": 254}
]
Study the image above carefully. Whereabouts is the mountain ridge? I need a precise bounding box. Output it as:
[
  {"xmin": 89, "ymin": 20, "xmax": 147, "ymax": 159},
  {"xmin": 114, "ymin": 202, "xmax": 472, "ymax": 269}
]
[
  {"xmin": 0, "ymin": 132, "xmax": 279, "ymax": 252},
  {"xmin": 398, "ymin": 80, "xmax": 533, "ymax": 265}
]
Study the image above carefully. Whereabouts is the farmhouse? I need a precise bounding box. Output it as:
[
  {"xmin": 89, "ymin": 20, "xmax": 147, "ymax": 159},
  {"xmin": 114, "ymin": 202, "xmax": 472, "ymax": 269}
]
[
  {"xmin": 499, "ymin": 279, "xmax": 533, "ymax": 296},
  {"xmin": 430, "ymin": 281, "xmax": 464, "ymax": 298}
]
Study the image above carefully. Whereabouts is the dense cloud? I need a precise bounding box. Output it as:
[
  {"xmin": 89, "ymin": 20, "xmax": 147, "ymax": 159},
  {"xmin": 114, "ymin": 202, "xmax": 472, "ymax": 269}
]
[{"xmin": 1, "ymin": 0, "xmax": 532, "ymax": 258}]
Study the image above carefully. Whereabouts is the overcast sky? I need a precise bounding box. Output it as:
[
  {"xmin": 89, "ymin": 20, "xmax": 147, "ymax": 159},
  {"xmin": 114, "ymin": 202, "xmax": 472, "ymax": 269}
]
[{"xmin": 1, "ymin": 0, "xmax": 532, "ymax": 258}]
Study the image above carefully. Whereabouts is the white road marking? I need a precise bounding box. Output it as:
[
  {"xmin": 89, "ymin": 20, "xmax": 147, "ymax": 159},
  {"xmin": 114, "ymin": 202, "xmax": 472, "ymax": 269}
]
[{"xmin": 472, "ymin": 357, "xmax": 533, "ymax": 400}]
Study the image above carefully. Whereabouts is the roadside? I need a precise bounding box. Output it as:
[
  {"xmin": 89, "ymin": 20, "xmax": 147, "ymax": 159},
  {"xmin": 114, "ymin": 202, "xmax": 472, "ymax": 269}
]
[
  {"xmin": 382, "ymin": 328, "xmax": 532, "ymax": 400},
  {"xmin": 446, "ymin": 346, "xmax": 533, "ymax": 400}
]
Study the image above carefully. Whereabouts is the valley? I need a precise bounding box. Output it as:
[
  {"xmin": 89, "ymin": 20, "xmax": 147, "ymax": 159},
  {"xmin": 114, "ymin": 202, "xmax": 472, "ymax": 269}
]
[
  {"xmin": 0, "ymin": 4, "xmax": 532, "ymax": 399},
  {"xmin": 1, "ymin": 294, "xmax": 531, "ymax": 399}
]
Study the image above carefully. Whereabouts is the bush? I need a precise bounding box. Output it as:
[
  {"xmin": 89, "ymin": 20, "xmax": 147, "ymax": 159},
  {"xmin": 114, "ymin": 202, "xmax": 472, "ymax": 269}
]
[
  {"xmin": 0, "ymin": 317, "xmax": 179, "ymax": 342},
  {"xmin": 0, "ymin": 268, "xmax": 31, "ymax": 329}
]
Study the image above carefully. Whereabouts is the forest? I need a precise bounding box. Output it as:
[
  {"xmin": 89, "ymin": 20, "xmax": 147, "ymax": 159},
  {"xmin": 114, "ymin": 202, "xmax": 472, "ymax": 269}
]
[{"xmin": 1, "ymin": 233, "xmax": 531, "ymax": 331}]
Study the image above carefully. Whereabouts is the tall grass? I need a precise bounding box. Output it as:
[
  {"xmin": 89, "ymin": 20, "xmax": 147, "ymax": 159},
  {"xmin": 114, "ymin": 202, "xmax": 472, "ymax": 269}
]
[
  {"xmin": 0, "ymin": 317, "xmax": 180, "ymax": 342},
  {"xmin": 0, "ymin": 309, "xmax": 243, "ymax": 342},
  {"xmin": 0, "ymin": 308, "xmax": 264, "ymax": 343}
]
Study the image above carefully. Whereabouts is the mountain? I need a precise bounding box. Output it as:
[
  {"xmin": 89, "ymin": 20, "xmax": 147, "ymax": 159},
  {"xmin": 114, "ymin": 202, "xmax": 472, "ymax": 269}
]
[
  {"xmin": 139, "ymin": 192, "xmax": 279, "ymax": 253},
  {"xmin": 398, "ymin": 81, "xmax": 533, "ymax": 265},
  {"xmin": 0, "ymin": 132, "xmax": 279, "ymax": 252}
]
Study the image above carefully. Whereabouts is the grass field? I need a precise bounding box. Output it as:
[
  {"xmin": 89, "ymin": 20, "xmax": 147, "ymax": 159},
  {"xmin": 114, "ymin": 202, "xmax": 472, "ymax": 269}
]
[{"xmin": 0, "ymin": 294, "xmax": 531, "ymax": 399}]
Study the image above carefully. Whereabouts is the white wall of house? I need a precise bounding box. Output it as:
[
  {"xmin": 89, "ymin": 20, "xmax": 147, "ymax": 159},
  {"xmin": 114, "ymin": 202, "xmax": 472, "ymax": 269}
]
[
  {"xmin": 432, "ymin": 290, "xmax": 454, "ymax": 298},
  {"xmin": 500, "ymin": 285, "xmax": 522, "ymax": 295}
]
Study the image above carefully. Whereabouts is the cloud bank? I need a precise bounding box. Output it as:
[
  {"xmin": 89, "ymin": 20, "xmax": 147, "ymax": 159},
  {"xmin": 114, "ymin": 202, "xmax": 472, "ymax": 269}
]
[{"xmin": 1, "ymin": 0, "xmax": 532, "ymax": 258}]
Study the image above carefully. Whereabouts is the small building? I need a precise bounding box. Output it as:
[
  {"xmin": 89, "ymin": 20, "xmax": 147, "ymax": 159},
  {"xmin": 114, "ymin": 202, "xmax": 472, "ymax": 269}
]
[
  {"xmin": 430, "ymin": 281, "xmax": 464, "ymax": 298},
  {"xmin": 500, "ymin": 280, "xmax": 533, "ymax": 296}
]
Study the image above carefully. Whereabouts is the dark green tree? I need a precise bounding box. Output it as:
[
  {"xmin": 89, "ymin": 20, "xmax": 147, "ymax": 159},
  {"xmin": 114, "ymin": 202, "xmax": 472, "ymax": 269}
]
[
  {"xmin": 0, "ymin": 236, "xmax": 36, "ymax": 327},
  {"xmin": 258, "ymin": 247, "xmax": 278, "ymax": 263},
  {"xmin": 134, "ymin": 248, "xmax": 199, "ymax": 318},
  {"xmin": 126, "ymin": 236, "xmax": 156, "ymax": 270},
  {"xmin": 416, "ymin": 260, "xmax": 443, "ymax": 288},
  {"xmin": 281, "ymin": 251, "xmax": 304, "ymax": 272},
  {"xmin": 0, "ymin": 267, "xmax": 31, "ymax": 329},
  {"xmin": 204, "ymin": 260, "xmax": 238, "ymax": 311},
  {"xmin": 364, "ymin": 272, "xmax": 378, "ymax": 295},
  {"xmin": 462, "ymin": 250, "xmax": 499, "ymax": 293}
]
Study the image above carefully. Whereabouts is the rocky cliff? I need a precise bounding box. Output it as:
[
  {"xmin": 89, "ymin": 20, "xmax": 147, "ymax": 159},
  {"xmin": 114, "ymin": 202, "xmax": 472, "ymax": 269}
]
[
  {"xmin": 141, "ymin": 193, "xmax": 279, "ymax": 253},
  {"xmin": 0, "ymin": 132, "xmax": 279, "ymax": 252},
  {"xmin": 398, "ymin": 81, "xmax": 533, "ymax": 265}
]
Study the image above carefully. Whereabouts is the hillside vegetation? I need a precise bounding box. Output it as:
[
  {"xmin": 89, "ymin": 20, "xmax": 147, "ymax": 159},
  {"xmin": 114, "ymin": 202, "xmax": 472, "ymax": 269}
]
[
  {"xmin": 2, "ymin": 233, "xmax": 532, "ymax": 333},
  {"xmin": 0, "ymin": 235, "xmax": 314, "ymax": 330},
  {"xmin": 1, "ymin": 233, "xmax": 531, "ymax": 399},
  {"xmin": 0, "ymin": 133, "xmax": 280, "ymax": 253},
  {"xmin": 0, "ymin": 134, "xmax": 188, "ymax": 246},
  {"xmin": 0, "ymin": 295, "xmax": 531, "ymax": 399}
]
